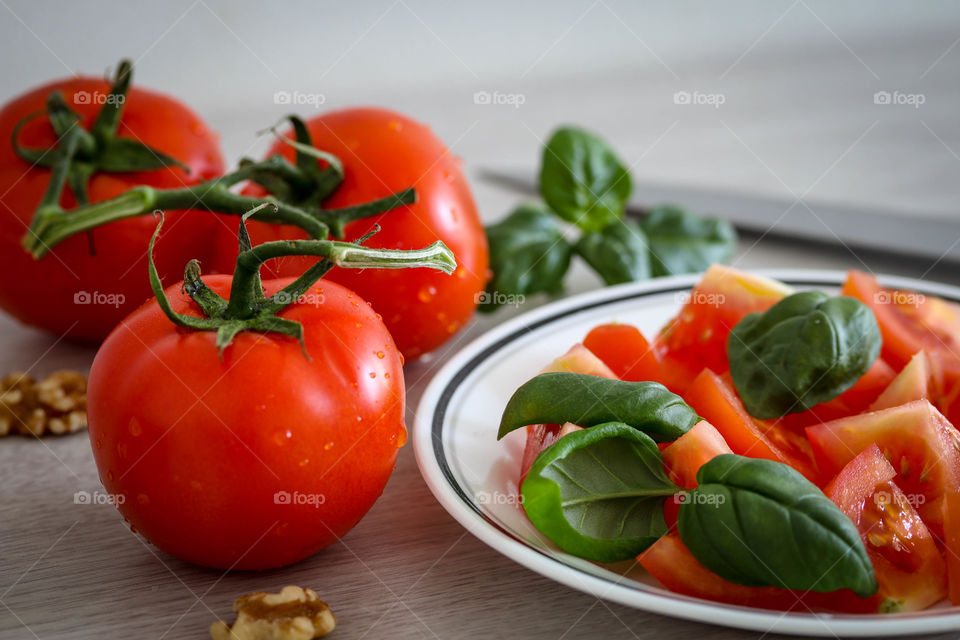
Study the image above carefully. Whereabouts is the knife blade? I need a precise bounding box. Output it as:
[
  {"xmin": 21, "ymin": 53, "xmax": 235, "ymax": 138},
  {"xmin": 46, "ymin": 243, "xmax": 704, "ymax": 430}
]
[{"xmin": 477, "ymin": 168, "xmax": 960, "ymax": 265}]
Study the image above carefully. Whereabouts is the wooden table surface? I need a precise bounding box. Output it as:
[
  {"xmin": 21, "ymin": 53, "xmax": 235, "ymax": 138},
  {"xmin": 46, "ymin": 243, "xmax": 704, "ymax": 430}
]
[{"xmin": 4, "ymin": 3, "xmax": 960, "ymax": 639}]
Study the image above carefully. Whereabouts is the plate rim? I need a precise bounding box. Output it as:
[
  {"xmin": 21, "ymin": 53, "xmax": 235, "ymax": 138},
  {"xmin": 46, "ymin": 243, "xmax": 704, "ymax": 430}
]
[{"xmin": 413, "ymin": 269, "xmax": 960, "ymax": 636}]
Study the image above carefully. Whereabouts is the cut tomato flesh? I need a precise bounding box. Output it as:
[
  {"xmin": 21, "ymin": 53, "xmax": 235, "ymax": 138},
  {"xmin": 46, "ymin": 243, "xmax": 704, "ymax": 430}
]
[
  {"xmin": 870, "ymin": 351, "xmax": 934, "ymax": 412},
  {"xmin": 944, "ymin": 493, "xmax": 960, "ymax": 606},
  {"xmin": 825, "ymin": 445, "xmax": 947, "ymax": 612},
  {"xmin": 807, "ymin": 400, "xmax": 960, "ymax": 538},
  {"xmin": 655, "ymin": 265, "xmax": 792, "ymax": 392},
  {"xmin": 662, "ymin": 420, "xmax": 732, "ymax": 490},
  {"xmin": 683, "ymin": 368, "xmax": 820, "ymax": 483},
  {"xmin": 583, "ymin": 323, "xmax": 664, "ymax": 384}
]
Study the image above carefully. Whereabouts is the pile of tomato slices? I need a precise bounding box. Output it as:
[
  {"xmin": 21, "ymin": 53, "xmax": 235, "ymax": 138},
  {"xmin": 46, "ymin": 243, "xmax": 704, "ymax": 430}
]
[{"xmin": 518, "ymin": 265, "xmax": 960, "ymax": 614}]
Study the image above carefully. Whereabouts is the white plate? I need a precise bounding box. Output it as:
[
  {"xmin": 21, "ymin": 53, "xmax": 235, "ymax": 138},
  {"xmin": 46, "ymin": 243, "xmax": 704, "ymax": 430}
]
[{"xmin": 413, "ymin": 270, "xmax": 960, "ymax": 637}]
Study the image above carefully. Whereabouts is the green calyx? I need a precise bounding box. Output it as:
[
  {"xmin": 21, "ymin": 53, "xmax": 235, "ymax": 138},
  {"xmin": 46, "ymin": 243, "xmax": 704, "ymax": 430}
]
[
  {"xmin": 21, "ymin": 61, "xmax": 416, "ymax": 259},
  {"xmin": 148, "ymin": 204, "xmax": 456, "ymax": 357},
  {"xmin": 14, "ymin": 60, "xmax": 187, "ymax": 252}
]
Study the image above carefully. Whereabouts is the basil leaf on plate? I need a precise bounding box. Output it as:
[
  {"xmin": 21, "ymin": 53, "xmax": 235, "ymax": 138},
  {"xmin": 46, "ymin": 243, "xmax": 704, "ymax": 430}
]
[
  {"xmin": 575, "ymin": 218, "xmax": 651, "ymax": 285},
  {"xmin": 539, "ymin": 127, "xmax": 631, "ymax": 233},
  {"xmin": 727, "ymin": 290, "xmax": 882, "ymax": 419},
  {"xmin": 480, "ymin": 203, "xmax": 573, "ymax": 312},
  {"xmin": 642, "ymin": 204, "xmax": 737, "ymax": 277},
  {"xmin": 522, "ymin": 422, "xmax": 679, "ymax": 562},
  {"xmin": 678, "ymin": 454, "xmax": 877, "ymax": 597},
  {"xmin": 497, "ymin": 372, "xmax": 698, "ymax": 441}
]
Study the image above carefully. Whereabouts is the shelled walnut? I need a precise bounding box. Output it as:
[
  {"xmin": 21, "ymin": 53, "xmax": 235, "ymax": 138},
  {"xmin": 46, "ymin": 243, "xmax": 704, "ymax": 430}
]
[
  {"xmin": 210, "ymin": 586, "xmax": 336, "ymax": 640},
  {"xmin": 0, "ymin": 370, "xmax": 87, "ymax": 436}
]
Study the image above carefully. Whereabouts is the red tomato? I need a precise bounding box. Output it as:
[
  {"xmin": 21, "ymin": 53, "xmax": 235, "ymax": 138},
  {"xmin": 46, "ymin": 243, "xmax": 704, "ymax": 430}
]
[
  {"xmin": 637, "ymin": 533, "xmax": 872, "ymax": 612},
  {"xmin": 807, "ymin": 400, "xmax": 960, "ymax": 538},
  {"xmin": 219, "ymin": 108, "xmax": 488, "ymax": 360},
  {"xmin": 655, "ymin": 265, "xmax": 792, "ymax": 392},
  {"xmin": 0, "ymin": 74, "xmax": 224, "ymax": 340},
  {"xmin": 944, "ymin": 493, "xmax": 960, "ymax": 605},
  {"xmin": 87, "ymin": 276, "xmax": 405, "ymax": 570},
  {"xmin": 682, "ymin": 369, "xmax": 821, "ymax": 483},
  {"xmin": 582, "ymin": 323, "xmax": 663, "ymax": 383},
  {"xmin": 842, "ymin": 270, "xmax": 960, "ymax": 377},
  {"xmin": 870, "ymin": 351, "xmax": 935, "ymax": 411},
  {"xmin": 661, "ymin": 420, "xmax": 731, "ymax": 489},
  {"xmin": 825, "ymin": 445, "xmax": 947, "ymax": 612}
]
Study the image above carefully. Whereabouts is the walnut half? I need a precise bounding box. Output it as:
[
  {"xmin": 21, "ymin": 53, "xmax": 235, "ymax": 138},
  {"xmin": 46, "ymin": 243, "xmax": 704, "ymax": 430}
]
[
  {"xmin": 0, "ymin": 370, "xmax": 87, "ymax": 437},
  {"xmin": 210, "ymin": 586, "xmax": 336, "ymax": 640}
]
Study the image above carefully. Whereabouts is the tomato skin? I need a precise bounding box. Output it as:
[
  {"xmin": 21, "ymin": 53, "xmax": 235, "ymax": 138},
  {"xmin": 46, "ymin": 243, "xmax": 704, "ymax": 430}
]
[
  {"xmin": 583, "ymin": 323, "xmax": 663, "ymax": 383},
  {"xmin": 661, "ymin": 420, "xmax": 731, "ymax": 489},
  {"xmin": 219, "ymin": 108, "xmax": 488, "ymax": 361},
  {"xmin": 87, "ymin": 276, "xmax": 405, "ymax": 570},
  {"xmin": 0, "ymin": 75, "xmax": 225, "ymax": 340},
  {"xmin": 825, "ymin": 445, "xmax": 946, "ymax": 612},
  {"xmin": 944, "ymin": 493, "xmax": 960, "ymax": 605},
  {"xmin": 682, "ymin": 369, "xmax": 821, "ymax": 483},
  {"xmin": 807, "ymin": 400, "xmax": 960, "ymax": 539}
]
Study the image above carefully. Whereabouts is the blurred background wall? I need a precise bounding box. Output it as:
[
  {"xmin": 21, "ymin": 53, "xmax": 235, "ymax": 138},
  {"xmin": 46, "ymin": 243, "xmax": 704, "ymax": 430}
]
[{"xmin": 3, "ymin": 1, "xmax": 959, "ymax": 217}]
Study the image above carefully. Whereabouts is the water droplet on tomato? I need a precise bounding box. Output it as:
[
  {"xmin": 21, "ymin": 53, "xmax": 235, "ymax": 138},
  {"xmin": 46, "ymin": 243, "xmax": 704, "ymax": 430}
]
[
  {"xmin": 351, "ymin": 301, "xmax": 359, "ymax": 308},
  {"xmin": 95, "ymin": 436, "xmax": 103, "ymax": 450},
  {"xmin": 443, "ymin": 171, "xmax": 454, "ymax": 183},
  {"xmin": 399, "ymin": 353, "xmax": 406, "ymax": 366},
  {"xmin": 273, "ymin": 521, "xmax": 290, "ymax": 536},
  {"xmin": 116, "ymin": 442, "xmax": 128, "ymax": 459},
  {"xmin": 356, "ymin": 323, "xmax": 363, "ymax": 329},
  {"xmin": 418, "ymin": 285, "xmax": 437, "ymax": 303},
  {"xmin": 446, "ymin": 322, "xmax": 460, "ymax": 334},
  {"xmin": 324, "ymin": 441, "xmax": 334, "ymax": 450},
  {"xmin": 392, "ymin": 427, "xmax": 408, "ymax": 448},
  {"xmin": 375, "ymin": 313, "xmax": 382, "ymax": 321},
  {"xmin": 299, "ymin": 458, "xmax": 310, "ymax": 467},
  {"xmin": 388, "ymin": 120, "xmax": 403, "ymax": 131},
  {"xmin": 451, "ymin": 208, "xmax": 459, "ymax": 222},
  {"xmin": 376, "ymin": 351, "xmax": 385, "ymax": 359},
  {"xmin": 128, "ymin": 418, "xmax": 142, "ymax": 437},
  {"xmin": 370, "ymin": 372, "xmax": 377, "ymax": 378},
  {"xmin": 107, "ymin": 471, "xmax": 115, "ymax": 482},
  {"xmin": 356, "ymin": 416, "xmax": 363, "ymax": 422},
  {"xmin": 384, "ymin": 372, "xmax": 391, "ymax": 379},
  {"xmin": 273, "ymin": 429, "xmax": 293, "ymax": 446},
  {"xmin": 137, "ymin": 493, "xmax": 150, "ymax": 505},
  {"xmin": 130, "ymin": 525, "xmax": 139, "ymax": 534}
]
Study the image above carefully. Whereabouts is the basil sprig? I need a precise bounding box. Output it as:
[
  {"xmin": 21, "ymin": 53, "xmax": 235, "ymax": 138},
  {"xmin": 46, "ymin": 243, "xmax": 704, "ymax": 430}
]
[
  {"xmin": 728, "ymin": 291, "xmax": 882, "ymax": 419},
  {"xmin": 539, "ymin": 127, "xmax": 632, "ymax": 232},
  {"xmin": 480, "ymin": 204, "xmax": 573, "ymax": 311},
  {"xmin": 678, "ymin": 455, "xmax": 877, "ymax": 597},
  {"xmin": 481, "ymin": 125, "xmax": 738, "ymax": 313},
  {"xmin": 643, "ymin": 205, "xmax": 737, "ymax": 277},
  {"xmin": 575, "ymin": 219, "xmax": 650, "ymax": 285},
  {"xmin": 497, "ymin": 372, "xmax": 699, "ymax": 441},
  {"xmin": 521, "ymin": 422, "xmax": 678, "ymax": 562}
]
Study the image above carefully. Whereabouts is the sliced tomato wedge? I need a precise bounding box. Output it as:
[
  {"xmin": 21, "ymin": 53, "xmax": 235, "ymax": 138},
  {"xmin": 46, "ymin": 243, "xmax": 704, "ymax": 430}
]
[
  {"xmin": 825, "ymin": 444, "xmax": 947, "ymax": 612},
  {"xmin": 655, "ymin": 265, "xmax": 792, "ymax": 392},
  {"xmin": 682, "ymin": 369, "xmax": 821, "ymax": 483},
  {"xmin": 807, "ymin": 399, "xmax": 960, "ymax": 538},
  {"xmin": 944, "ymin": 493, "xmax": 960, "ymax": 605},
  {"xmin": 870, "ymin": 351, "xmax": 936, "ymax": 411},
  {"xmin": 583, "ymin": 323, "xmax": 664, "ymax": 384},
  {"xmin": 662, "ymin": 420, "xmax": 732, "ymax": 490},
  {"xmin": 638, "ymin": 533, "xmax": 874, "ymax": 613}
]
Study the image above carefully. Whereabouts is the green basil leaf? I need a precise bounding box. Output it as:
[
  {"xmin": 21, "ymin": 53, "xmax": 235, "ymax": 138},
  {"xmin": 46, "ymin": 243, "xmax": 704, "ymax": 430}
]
[
  {"xmin": 642, "ymin": 205, "xmax": 737, "ymax": 277},
  {"xmin": 678, "ymin": 454, "xmax": 877, "ymax": 597},
  {"xmin": 728, "ymin": 291, "xmax": 881, "ymax": 419},
  {"xmin": 498, "ymin": 372, "xmax": 698, "ymax": 441},
  {"xmin": 539, "ymin": 127, "xmax": 631, "ymax": 232},
  {"xmin": 575, "ymin": 219, "xmax": 651, "ymax": 285},
  {"xmin": 481, "ymin": 203, "xmax": 573, "ymax": 312},
  {"xmin": 522, "ymin": 422, "xmax": 678, "ymax": 562}
]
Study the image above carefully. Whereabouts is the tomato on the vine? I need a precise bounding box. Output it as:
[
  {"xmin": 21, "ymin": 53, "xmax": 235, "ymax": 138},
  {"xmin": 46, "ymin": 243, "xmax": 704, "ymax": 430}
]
[
  {"xmin": 88, "ymin": 275, "xmax": 406, "ymax": 570},
  {"xmin": 0, "ymin": 68, "xmax": 224, "ymax": 341},
  {"xmin": 217, "ymin": 107, "xmax": 488, "ymax": 360}
]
